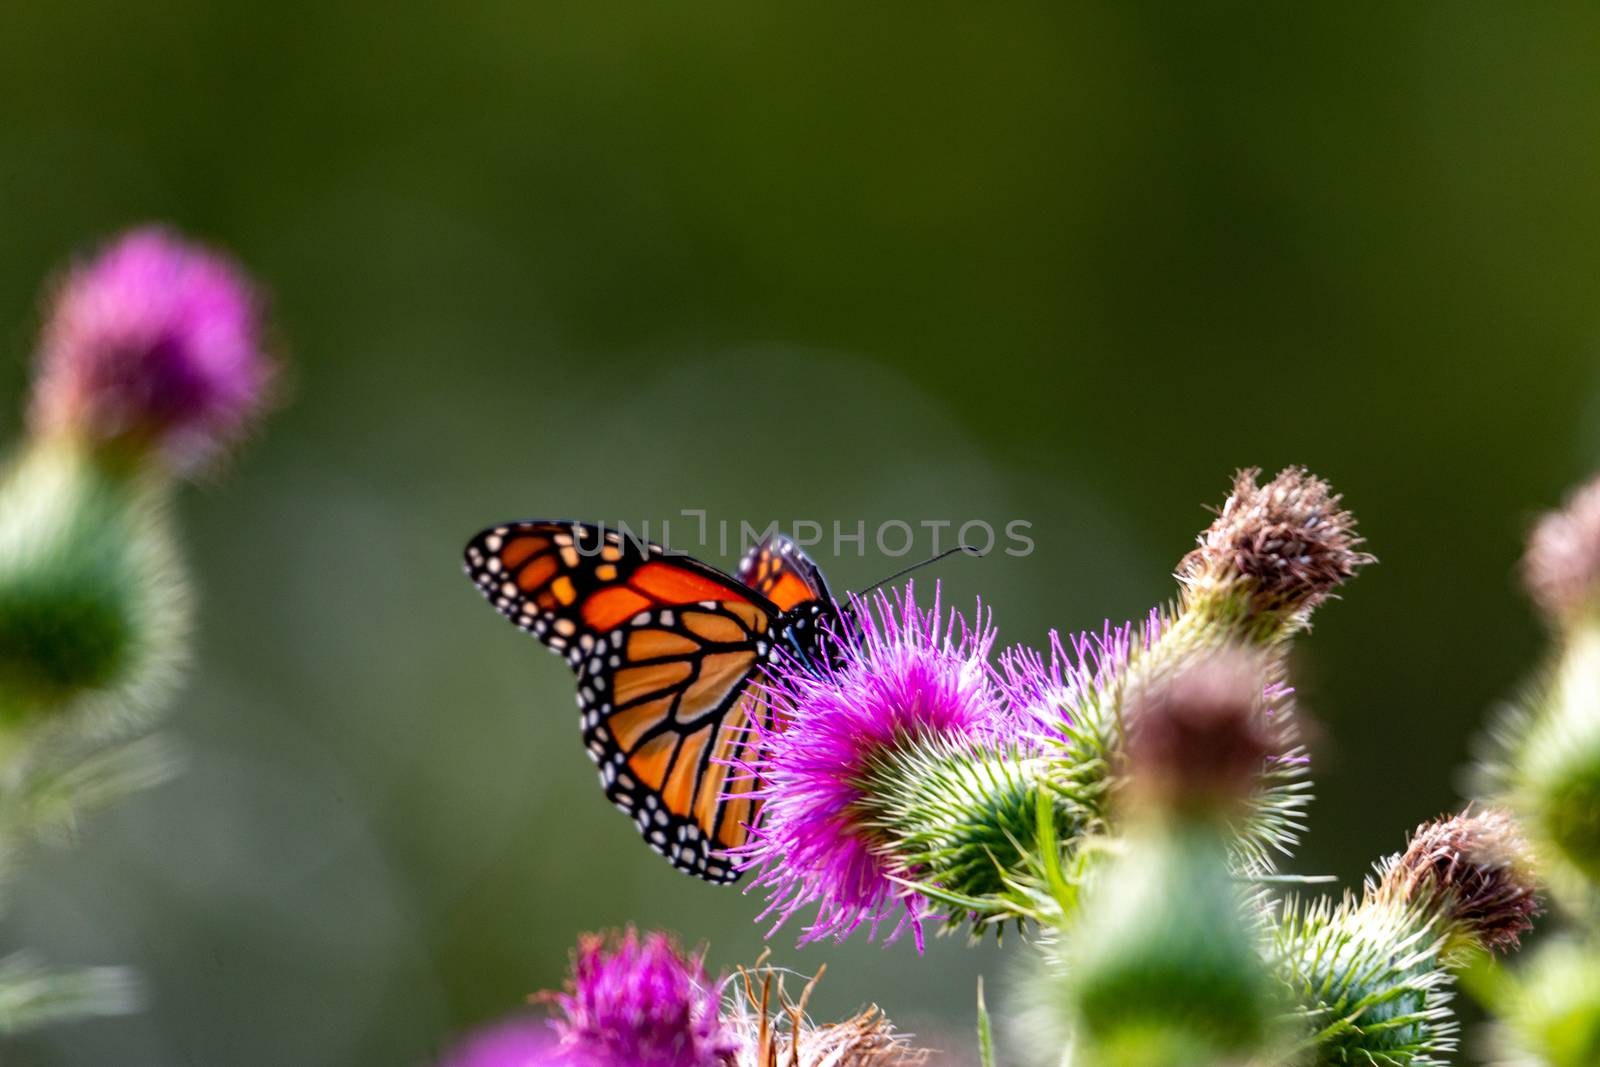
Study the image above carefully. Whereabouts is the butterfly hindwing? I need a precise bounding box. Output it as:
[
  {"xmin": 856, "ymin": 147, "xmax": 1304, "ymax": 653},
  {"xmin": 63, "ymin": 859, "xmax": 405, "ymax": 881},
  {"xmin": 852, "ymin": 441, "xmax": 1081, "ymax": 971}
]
[
  {"xmin": 464, "ymin": 521, "xmax": 789, "ymax": 882},
  {"xmin": 578, "ymin": 601, "xmax": 778, "ymax": 882}
]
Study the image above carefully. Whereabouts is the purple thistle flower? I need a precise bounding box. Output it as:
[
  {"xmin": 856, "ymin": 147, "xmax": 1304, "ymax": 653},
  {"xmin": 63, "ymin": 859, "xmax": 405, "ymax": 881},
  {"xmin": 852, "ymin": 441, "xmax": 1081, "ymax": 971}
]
[
  {"xmin": 731, "ymin": 582, "xmax": 1012, "ymax": 951},
  {"xmin": 31, "ymin": 226, "xmax": 273, "ymax": 473},
  {"xmin": 547, "ymin": 928, "xmax": 736, "ymax": 1067},
  {"xmin": 440, "ymin": 1018, "xmax": 562, "ymax": 1067},
  {"xmin": 996, "ymin": 610, "xmax": 1160, "ymax": 738}
]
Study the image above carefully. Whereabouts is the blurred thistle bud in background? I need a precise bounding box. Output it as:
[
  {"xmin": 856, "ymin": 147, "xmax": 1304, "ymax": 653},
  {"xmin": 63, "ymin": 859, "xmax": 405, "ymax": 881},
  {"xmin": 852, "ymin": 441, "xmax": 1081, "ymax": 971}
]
[
  {"xmin": 1120, "ymin": 647, "xmax": 1277, "ymax": 819},
  {"xmin": 1478, "ymin": 473, "xmax": 1600, "ymax": 908},
  {"xmin": 1463, "ymin": 472, "xmax": 1600, "ymax": 1067},
  {"xmin": 0, "ymin": 441, "xmax": 187, "ymax": 730},
  {"xmin": 0, "ymin": 226, "xmax": 272, "ymax": 733},
  {"xmin": 1053, "ymin": 650, "xmax": 1280, "ymax": 1067},
  {"xmin": 0, "ymin": 225, "xmax": 276, "ymax": 1035},
  {"xmin": 1479, "ymin": 936, "xmax": 1600, "ymax": 1067},
  {"xmin": 1523, "ymin": 476, "xmax": 1600, "ymax": 629}
]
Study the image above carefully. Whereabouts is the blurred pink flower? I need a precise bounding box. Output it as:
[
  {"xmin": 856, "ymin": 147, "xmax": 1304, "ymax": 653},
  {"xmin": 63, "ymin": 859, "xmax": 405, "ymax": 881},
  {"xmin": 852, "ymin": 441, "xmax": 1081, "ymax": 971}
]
[
  {"xmin": 440, "ymin": 1018, "xmax": 560, "ymax": 1067},
  {"xmin": 32, "ymin": 225, "xmax": 273, "ymax": 472}
]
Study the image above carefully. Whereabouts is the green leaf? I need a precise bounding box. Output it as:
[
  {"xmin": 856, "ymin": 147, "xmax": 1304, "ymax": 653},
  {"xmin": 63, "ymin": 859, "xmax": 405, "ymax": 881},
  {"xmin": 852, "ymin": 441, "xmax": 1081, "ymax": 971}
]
[{"xmin": 977, "ymin": 975, "xmax": 996, "ymax": 1067}]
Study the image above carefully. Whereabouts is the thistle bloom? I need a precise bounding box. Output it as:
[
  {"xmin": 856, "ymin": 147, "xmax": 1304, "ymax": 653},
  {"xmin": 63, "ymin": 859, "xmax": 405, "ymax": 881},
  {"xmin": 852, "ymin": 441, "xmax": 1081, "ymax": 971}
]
[
  {"xmin": 31, "ymin": 226, "xmax": 272, "ymax": 473},
  {"xmin": 733, "ymin": 583, "xmax": 1012, "ymax": 949},
  {"xmin": 450, "ymin": 934, "xmax": 925, "ymax": 1067},
  {"xmin": 547, "ymin": 928, "xmax": 736, "ymax": 1067},
  {"xmin": 996, "ymin": 617, "xmax": 1147, "ymax": 739}
]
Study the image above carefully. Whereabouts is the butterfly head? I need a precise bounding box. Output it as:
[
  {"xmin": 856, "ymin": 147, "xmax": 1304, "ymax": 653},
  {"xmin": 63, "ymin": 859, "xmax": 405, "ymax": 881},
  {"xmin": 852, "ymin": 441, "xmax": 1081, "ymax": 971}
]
[{"xmin": 774, "ymin": 598, "xmax": 858, "ymax": 675}]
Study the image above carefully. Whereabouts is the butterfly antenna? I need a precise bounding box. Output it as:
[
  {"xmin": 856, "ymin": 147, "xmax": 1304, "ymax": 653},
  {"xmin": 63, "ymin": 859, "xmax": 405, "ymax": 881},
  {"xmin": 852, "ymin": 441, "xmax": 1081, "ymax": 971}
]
[{"xmin": 857, "ymin": 543, "xmax": 985, "ymax": 598}]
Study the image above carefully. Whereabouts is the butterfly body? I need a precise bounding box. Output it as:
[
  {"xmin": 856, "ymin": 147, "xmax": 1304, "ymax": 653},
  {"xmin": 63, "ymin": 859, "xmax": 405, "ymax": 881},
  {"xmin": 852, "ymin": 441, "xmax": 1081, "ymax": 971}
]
[{"xmin": 463, "ymin": 521, "xmax": 845, "ymax": 883}]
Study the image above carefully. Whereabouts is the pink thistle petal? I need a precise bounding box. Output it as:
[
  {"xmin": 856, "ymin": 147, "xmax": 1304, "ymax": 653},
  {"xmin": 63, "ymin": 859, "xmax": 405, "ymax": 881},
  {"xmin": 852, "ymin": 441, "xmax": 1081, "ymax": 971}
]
[
  {"xmin": 547, "ymin": 928, "xmax": 735, "ymax": 1067},
  {"xmin": 997, "ymin": 607, "xmax": 1164, "ymax": 745}
]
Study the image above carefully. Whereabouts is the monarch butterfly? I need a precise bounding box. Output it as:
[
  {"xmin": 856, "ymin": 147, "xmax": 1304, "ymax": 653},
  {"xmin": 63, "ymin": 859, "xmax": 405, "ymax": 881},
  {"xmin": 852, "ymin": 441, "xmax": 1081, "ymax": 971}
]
[{"xmin": 462, "ymin": 521, "xmax": 849, "ymax": 883}]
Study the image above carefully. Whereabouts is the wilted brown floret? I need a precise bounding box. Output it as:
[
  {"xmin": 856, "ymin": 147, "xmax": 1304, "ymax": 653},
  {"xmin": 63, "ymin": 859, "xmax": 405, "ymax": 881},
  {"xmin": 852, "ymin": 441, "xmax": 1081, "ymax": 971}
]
[
  {"xmin": 1123, "ymin": 649, "xmax": 1275, "ymax": 813},
  {"xmin": 1374, "ymin": 809, "xmax": 1540, "ymax": 952},
  {"xmin": 1524, "ymin": 475, "xmax": 1600, "ymax": 624},
  {"xmin": 1179, "ymin": 467, "xmax": 1372, "ymax": 618},
  {"xmin": 732, "ymin": 961, "xmax": 928, "ymax": 1067}
]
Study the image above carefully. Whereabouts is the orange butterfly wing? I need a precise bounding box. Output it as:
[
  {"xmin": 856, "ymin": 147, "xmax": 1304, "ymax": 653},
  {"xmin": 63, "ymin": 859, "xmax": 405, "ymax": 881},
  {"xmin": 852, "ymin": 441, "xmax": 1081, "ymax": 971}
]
[{"xmin": 464, "ymin": 521, "xmax": 783, "ymax": 882}]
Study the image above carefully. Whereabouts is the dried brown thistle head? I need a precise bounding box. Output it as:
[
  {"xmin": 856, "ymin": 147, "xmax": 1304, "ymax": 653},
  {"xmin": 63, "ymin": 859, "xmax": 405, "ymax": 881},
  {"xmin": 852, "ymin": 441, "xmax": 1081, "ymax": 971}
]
[
  {"xmin": 1178, "ymin": 466, "xmax": 1371, "ymax": 622},
  {"xmin": 731, "ymin": 958, "xmax": 928, "ymax": 1067},
  {"xmin": 1373, "ymin": 809, "xmax": 1541, "ymax": 952}
]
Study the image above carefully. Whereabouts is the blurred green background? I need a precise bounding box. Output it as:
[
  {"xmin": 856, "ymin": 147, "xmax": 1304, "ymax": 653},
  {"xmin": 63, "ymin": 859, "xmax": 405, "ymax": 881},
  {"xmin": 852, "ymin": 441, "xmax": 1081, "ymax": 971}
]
[{"xmin": 3, "ymin": 3, "xmax": 1600, "ymax": 1064}]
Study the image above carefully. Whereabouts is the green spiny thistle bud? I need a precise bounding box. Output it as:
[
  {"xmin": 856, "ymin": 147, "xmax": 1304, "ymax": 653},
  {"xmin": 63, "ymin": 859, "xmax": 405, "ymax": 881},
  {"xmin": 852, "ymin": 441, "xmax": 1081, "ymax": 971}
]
[
  {"xmin": 1275, "ymin": 892, "xmax": 1454, "ymax": 1065},
  {"xmin": 0, "ymin": 440, "xmax": 189, "ymax": 732},
  {"xmin": 1121, "ymin": 643, "xmax": 1309, "ymax": 869},
  {"xmin": 859, "ymin": 737, "xmax": 1072, "ymax": 932},
  {"xmin": 1275, "ymin": 811, "xmax": 1538, "ymax": 1065}
]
